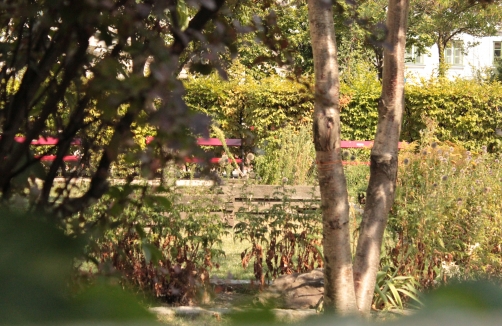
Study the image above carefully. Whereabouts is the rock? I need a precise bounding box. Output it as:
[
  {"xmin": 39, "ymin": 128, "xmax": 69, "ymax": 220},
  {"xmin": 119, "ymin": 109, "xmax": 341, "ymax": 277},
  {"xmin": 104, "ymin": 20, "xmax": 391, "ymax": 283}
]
[
  {"xmin": 149, "ymin": 307, "xmax": 175, "ymax": 316},
  {"xmin": 273, "ymin": 309, "xmax": 318, "ymax": 322},
  {"xmin": 256, "ymin": 269, "xmax": 324, "ymax": 309},
  {"xmin": 149, "ymin": 306, "xmax": 232, "ymax": 317}
]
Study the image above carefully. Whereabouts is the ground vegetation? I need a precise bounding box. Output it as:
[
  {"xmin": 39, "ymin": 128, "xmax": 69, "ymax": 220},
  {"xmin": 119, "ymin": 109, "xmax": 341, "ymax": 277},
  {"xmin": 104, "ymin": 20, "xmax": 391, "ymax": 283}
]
[{"xmin": 1, "ymin": 0, "xmax": 502, "ymax": 323}]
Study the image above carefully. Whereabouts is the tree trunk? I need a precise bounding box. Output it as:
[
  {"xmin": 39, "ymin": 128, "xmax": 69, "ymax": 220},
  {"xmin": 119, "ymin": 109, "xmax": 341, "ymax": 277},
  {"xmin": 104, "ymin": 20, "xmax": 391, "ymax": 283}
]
[
  {"xmin": 437, "ymin": 36, "xmax": 447, "ymax": 78},
  {"xmin": 374, "ymin": 46, "xmax": 384, "ymax": 82},
  {"xmin": 352, "ymin": 0, "xmax": 410, "ymax": 316},
  {"xmin": 307, "ymin": 0, "xmax": 357, "ymax": 315}
]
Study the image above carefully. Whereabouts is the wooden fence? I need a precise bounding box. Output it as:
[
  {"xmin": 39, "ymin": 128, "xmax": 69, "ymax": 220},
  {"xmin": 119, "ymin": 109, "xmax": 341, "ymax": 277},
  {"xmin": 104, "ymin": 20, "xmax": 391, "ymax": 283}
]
[{"xmin": 174, "ymin": 184, "xmax": 323, "ymax": 226}]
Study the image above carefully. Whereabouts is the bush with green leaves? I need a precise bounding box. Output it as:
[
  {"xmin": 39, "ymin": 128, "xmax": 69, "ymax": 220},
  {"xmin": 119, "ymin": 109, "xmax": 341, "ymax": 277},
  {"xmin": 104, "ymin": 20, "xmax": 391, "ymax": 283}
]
[
  {"xmin": 233, "ymin": 185, "xmax": 324, "ymax": 283},
  {"xmin": 491, "ymin": 59, "xmax": 502, "ymax": 83},
  {"xmin": 184, "ymin": 70, "xmax": 502, "ymax": 152},
  {"xmin": 339, "ymin": 61, "xmax": 382, "ymax": 141},
  {"xmin": 404, "ymin": 78, "xmax": 502, "ymax": 152},
  {"xmin": 373, "ymin": 265, "xmax": 423, "ymax": 311},
  {"xmin": 253, "ymin": 124, "xmax": 316, "ymax": 185},
  {"xmin": 346, "ymin": 74, "xmax": 502, "ymax": 151},
  {"xmin": 184, "ymin": 62, "xmax": 314, "ymax": 151},
  {"xmin": 252, "ymin": 124, "xmax": 372, "ymax": 192},
  {"xmin": 231, "ymin": 183, "xmax": 423, "ymax": 311}
]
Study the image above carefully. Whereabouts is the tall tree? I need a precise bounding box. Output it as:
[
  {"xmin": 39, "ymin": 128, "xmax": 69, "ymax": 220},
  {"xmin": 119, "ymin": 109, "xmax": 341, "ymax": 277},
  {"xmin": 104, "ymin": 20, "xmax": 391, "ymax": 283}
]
[
  {"xmin": 0, "ymin": 0, "xmax": 232, "ymax": 215},
  {"xmin": 409, "ymin": 0, "xmax": 502, "ymax": 77},
  {"xmin": 307, "ymin": 0, "xmax": 358, "ymax": 314},
  {"xmin": 353, "ymin": 0, "xmax": 410, "ymax": 313},
  {"xmin": 308, "ymin": 0, "xmax": 410, "ymax": 315}
]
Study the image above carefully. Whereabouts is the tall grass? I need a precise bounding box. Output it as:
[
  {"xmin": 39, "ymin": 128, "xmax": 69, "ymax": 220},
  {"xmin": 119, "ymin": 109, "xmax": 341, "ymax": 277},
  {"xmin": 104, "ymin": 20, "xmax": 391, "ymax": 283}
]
[
  {"xmin": 254, "ymin": 124, "xmax": 317, "ymax": 185},
  {"xmin": 81, "ymin": 121, "xmax": 501, "ymax": 310},
  {"xmin": 253, "ymin": 124, "xmax": 371, "ymax": 194},
  {"xmin": 388, "ymin": 139, "xmax": 502, "ymax": 287}
]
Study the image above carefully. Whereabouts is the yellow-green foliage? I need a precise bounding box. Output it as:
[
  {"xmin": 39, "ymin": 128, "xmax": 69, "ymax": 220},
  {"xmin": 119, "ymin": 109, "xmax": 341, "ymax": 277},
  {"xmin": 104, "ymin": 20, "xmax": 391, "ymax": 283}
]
[
  {"xmin": 185, "ymin": 73, "xmax": 502, "ymax": 152},
  {"xmin": 341, "ymin": 78, "xmax": 502, "ymax": 150},
  {"xmin": 339, "ymin": 70, "xmax": 381, "ymax": 140},
  {"xmin": 254, "ymin": 124, "xmax": 316, "ymax": 185},
  {"xmin": 183, "ymin": 69, "xmax": 314, "ymax": 145},
  {"xmin": 404, "ymin": 79, "xmax": 502, "ymax": 151},
  {"xmin": 78, "ymin": 106, "xmax": 156, "ymax": 178},
  {"xmin": 389, "ymin": 137, "xmax": 502, "ymax": 286}
]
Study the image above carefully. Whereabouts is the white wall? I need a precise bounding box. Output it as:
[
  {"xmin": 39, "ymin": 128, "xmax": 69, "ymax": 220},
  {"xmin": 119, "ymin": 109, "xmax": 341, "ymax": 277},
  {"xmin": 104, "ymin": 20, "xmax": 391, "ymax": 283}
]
[{"xmin": 405, "ymin": 33, "xmax": 502, "ymax": 81}]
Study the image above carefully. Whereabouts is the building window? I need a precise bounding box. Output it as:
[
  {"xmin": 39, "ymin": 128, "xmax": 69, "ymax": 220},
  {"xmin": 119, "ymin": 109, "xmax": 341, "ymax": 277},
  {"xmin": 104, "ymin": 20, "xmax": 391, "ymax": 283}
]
[
  {"xmin": 445, "ymin": 41, "xmax": 463, "ymax": 66},
  {"xmin": 405, "ymin": 45, "xmax": 424, "ymax": 64},
  {"xmin": 495, "ymin": 41, "xmax": 501, "ymax": 64}
]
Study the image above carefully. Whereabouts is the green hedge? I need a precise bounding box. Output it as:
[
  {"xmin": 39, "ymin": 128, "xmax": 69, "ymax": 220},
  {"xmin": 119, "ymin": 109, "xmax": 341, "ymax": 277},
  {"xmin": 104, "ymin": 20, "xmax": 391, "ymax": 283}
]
[
  {"xmin": 184, "ymin": 73, "xmax": 314, "ymax": 150},
  {"xmin": 339, "ymin": 76, "xmax": 381, "ymax": 141},
  {"xmin": 184, "ymin": 74, "xmax": 502, "ymax": 152},
  {"xmin": 404, "ymin": 79, "xmax": 502, "ymax": 151}
]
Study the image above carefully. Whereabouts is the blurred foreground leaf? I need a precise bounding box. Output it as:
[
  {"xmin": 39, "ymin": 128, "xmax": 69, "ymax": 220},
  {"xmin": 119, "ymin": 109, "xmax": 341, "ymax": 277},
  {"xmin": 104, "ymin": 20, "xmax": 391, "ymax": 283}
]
[
  {"xmin": 420, "ymin": 281, "xmax": 502, "ymax": 312},
  {"xmin": 0, "ymin": 209, "xmax": 155, "ymax": 325}
]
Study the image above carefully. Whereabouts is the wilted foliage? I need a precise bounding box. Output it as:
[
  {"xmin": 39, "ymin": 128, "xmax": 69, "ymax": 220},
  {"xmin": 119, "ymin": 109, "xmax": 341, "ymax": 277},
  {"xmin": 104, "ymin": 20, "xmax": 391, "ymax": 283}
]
[
  {"xmin": 388, "ymin": 124, "xmax": 502, "ymax": 289},
  {"xmin": 83, "ymin": 184, "xmax": 228, "ymax": 305}
]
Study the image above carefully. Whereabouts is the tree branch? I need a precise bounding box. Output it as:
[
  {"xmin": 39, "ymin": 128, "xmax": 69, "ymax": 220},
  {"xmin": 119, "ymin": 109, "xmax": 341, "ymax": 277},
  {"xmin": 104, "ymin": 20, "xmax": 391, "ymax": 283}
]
[
  {"xmin": 353, "ymin": 0, "xmax": 410, "ymax": 315},
  {"xmin": 0, "ymin": 30, "xmax": 70, "ymax": 169},
  {"xmin": 170, "ymin": 0, "xmax": 226, "ymax": 55},
  {"xmin": 53, "ymin": 0, "xmax": 227, "ymax": 218},
  {"xmin": 56, "ymin": 110, "xmax": 135, "ymax": 217},
  {"xmin": 1, "ymin": 27, "xmax": 90, "ymax": 196},
  {"xmin": 38, "ymin": 95, "xmax": 91, "ymax": 207}
]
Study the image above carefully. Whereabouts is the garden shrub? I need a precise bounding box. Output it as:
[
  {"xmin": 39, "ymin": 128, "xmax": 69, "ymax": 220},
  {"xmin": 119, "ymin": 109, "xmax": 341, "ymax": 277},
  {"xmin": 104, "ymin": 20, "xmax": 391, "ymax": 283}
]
[
  {"xmin": 343, "ymin": 163, "xmax": 370, "ymax": 199},
  {"xmin": 491, "ymin": 59, "xmax": 502, "ymax": 83},
  {"xmin": 231, "ymin": 184, "xmax": 422, "ymax": 310},
  {"xmin": 253, "ymin": 124, "xmax": 316, "ymax": 185},
  {"xmin": 339, "ymin": 63, "xmax": 381, "ymax": 141},
  {"xmin": 387, "ymin": 133, "xmax": 502, "ymax": 289},
  {"xmin": 404, "ymin": 78, "xmax": 502, "ymax": 152},
  {"xmin": 252, "ymin": 124, "xmax": 373, "ymax": 196},
  {"xmin": 49, "ymin": 106, "xmax": 158, "ymax": 179},
  {"xmin": 83, "ymin": 185, "xmax": 228, "ymax": 305},
  {"xmin": 184, "ymin": 63, "xmax": 314, "ymax": 150},
  {"xmin": 233, "ymin": 185, "xmax": 324, "ymax": 283}
]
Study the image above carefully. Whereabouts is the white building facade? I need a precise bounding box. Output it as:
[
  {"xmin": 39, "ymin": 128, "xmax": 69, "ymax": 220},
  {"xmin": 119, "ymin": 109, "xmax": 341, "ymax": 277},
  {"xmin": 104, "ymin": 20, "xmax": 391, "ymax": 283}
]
[{"xmin": 405, "ymin": 32, "xmax": 502, "ymax": 80}]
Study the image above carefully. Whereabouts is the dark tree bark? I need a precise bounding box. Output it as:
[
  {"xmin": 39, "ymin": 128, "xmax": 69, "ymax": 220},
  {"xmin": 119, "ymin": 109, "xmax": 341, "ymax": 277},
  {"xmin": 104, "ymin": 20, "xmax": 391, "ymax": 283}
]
[
  {"xmin": 58, "ymin": 0, "xmax": 226, "ymax": 217},
  {"xmin": 0, "ymin": 0, "xmax": 227, "ymax": 217}
]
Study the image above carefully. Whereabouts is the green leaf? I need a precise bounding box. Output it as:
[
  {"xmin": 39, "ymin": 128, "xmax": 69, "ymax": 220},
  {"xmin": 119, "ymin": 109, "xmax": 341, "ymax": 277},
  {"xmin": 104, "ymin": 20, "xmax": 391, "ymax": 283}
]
[
  {"xmin": 388, "ymin": 282, "xmax": 403, "ymax": 309},
  {"xmin": 374, "ymin": 284, "xmax": 389, "ymax": 306},
  {"xmin": 135, "ymin": 224, "xmax": 147, "ymax": 239},
  {"xmin": 397, "ymin": 288, "xmax": 423, "ymax": 306},
  {"xmin": 141, "ymin": 242, "xmax": 163, "ymax": 265}
]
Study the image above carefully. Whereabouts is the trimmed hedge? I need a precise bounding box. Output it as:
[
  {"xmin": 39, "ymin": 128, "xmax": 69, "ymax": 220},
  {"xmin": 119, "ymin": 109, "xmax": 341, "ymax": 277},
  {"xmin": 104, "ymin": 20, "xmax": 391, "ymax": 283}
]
[
  {"xmin": 183, "ymin": 73, "xmax": 314, "ymax": 150},
  {"xmin": 404, "ymin": 79, "xmax": 502, "ymax": 151},
  {"xmin": 184, "ymin": 75, "xmax": 502, "ymax": 152}
]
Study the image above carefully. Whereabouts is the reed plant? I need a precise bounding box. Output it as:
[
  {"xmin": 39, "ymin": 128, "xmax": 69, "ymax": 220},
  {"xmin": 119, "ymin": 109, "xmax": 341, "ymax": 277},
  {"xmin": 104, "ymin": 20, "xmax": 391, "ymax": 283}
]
[{"xmin": 253, "ymin": 124, "xmax": 371, "ymax": 192}]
